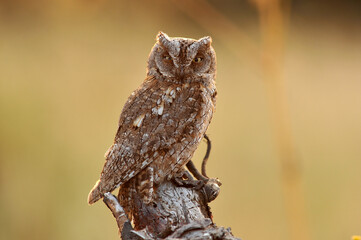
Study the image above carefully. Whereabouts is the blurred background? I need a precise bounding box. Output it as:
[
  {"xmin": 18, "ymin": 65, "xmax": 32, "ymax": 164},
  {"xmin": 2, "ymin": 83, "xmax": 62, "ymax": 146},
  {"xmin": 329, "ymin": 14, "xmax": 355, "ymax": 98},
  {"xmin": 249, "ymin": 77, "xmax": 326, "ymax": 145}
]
[{"xmin": 0, "ymin": 0, "xmax": 360, "ymax": 239}]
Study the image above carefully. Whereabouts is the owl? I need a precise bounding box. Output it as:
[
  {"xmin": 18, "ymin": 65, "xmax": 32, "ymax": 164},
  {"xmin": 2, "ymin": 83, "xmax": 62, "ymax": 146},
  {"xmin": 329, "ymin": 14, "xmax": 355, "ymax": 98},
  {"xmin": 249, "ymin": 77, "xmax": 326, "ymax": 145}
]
[{"xmin": 88, "ymin": 32, "xmax": 217, "ymax": 206}]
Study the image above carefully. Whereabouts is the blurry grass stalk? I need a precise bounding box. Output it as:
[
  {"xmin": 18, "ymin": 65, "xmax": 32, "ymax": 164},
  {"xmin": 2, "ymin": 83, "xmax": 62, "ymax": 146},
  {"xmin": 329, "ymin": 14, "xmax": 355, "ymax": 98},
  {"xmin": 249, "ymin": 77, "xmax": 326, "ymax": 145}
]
[{"xmin": 252, "ymin": 0, "xmax": 310, "ymax": 239}]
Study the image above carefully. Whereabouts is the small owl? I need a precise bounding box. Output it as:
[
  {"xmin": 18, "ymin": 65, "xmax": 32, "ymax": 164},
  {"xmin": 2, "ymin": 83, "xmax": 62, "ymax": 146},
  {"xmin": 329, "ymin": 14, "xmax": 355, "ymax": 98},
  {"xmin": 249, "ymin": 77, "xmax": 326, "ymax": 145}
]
[{"xmin": 88, "ymin": 32, "xmax": 217, "ymax": 205}]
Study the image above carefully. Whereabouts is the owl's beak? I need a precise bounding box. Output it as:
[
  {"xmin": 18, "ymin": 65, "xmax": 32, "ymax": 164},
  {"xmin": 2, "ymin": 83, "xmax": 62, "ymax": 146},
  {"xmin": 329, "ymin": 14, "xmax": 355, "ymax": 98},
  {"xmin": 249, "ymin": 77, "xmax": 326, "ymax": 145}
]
[{"xmin": 175, "ymin": 68, "xmax": 185, "ymax": 80}]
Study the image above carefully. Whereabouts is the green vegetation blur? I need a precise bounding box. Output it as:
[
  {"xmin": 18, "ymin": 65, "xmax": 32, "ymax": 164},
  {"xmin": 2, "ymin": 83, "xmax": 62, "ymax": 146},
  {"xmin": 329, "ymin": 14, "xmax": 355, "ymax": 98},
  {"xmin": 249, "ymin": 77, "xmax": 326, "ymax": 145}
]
[{"xmin": 0, "ymin": 1, "xmax": 360, "ymax": 240}]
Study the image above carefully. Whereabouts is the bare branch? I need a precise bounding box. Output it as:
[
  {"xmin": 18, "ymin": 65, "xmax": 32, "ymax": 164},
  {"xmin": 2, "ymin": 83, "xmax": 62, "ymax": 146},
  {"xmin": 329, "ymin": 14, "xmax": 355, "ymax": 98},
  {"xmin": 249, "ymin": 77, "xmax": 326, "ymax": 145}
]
[{"xmin": 103, "ymin": 193, "xmax": 129, "ymax": 233}]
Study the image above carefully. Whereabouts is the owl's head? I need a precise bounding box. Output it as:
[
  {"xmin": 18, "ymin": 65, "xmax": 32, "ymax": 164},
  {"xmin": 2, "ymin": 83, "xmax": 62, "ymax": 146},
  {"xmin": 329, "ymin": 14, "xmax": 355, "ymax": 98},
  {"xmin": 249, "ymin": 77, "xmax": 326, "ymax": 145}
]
[{"xmin": 147, "ymin": 32, "xmax": 216, "ymax": 83}]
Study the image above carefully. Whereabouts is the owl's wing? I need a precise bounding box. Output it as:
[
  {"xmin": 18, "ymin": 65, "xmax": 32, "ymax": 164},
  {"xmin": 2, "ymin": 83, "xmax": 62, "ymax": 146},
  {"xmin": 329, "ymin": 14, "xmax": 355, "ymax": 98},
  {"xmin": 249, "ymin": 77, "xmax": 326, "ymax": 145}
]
[
  {"xmin": 88, "ymin": 77, "xmax": 213, "ymax": 204},
  {"xmin": 88, "ymin": 77, "xmax": 171, "ymax": 204}
]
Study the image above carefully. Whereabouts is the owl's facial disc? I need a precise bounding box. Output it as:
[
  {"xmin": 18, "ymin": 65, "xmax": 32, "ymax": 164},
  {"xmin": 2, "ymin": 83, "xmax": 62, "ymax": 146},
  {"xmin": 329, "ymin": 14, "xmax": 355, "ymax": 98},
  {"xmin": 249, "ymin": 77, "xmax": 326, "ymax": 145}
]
[{"xmin": 150, "ymin": 32, "xmax": 215, "ymax": 81}]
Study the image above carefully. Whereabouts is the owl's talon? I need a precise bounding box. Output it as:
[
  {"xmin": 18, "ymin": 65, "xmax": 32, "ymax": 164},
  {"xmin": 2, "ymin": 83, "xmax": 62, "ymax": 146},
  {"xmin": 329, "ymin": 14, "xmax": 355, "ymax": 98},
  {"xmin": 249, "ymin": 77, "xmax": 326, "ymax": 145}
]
[
  {"xmin": 194, "ymin": 179, "xmax": 207, "ymax": 190},
  {"xmin": 172, "ymin": 175, "xmax": 220, "ymax": 202},
  {"xmin": 172, "ymin": 173, "xmax": 206, "ymax": 189},
  {"xmin": 172, "ymin": 176, "xmax": 185, "ymax": 186},
  {"xmin": 182, "ymin": 170, "xmax": 194, "ymax": 181}
]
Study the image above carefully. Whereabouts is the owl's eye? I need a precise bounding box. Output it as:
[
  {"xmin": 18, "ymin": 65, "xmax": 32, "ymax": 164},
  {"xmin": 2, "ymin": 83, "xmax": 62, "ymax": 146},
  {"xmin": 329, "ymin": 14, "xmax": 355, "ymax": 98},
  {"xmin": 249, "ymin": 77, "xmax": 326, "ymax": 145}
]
[
  {"xmin": 193, "ymin": 56, "xmax": 203, "ymax": 63},
  {"xmin": 163, "ymin": 54, "xmax": 171, "ymax": 61}
]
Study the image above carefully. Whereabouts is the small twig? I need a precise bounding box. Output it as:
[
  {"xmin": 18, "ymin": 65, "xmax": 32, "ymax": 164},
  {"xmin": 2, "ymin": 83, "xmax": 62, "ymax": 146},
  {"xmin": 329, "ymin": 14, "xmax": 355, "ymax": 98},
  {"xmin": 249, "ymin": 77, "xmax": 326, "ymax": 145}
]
[
  {"xmin": 103, "ymin": 193, "xmax": 146, "ymax": 240},
  {"xmin": 103, "ymin": 193, "xmax": 129, "ymax": 234},
  {"xmin": 201, "ymin": 134, "xmax": 211, "ymax": 178},
  {"xmin": 186, "ymin": 134, "xmax": 211, "ymax": 180},
  {"xmin": 186, "ymin": 160, "xmax": 207, "ymax": 181}
]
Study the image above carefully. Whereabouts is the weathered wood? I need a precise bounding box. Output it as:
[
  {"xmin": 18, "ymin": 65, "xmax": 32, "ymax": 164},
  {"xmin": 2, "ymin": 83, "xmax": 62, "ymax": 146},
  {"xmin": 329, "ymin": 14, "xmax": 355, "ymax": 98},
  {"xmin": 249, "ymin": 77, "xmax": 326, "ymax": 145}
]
[
  {"xmin": 104, "ymin": 177, "xmax": 238, "ymax": 239},
  {"xmin": 103, "ymin": 193, "xmax": 129, "ymax": 233},
  {"xmin": 103, "ymin": 136, "xmax": 239, "ymax": 239}
]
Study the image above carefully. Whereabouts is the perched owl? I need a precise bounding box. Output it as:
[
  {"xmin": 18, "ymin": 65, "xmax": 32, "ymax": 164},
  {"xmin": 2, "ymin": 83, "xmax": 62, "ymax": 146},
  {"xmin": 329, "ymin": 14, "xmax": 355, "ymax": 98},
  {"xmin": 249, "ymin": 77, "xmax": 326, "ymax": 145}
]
[{"xmin": 88, "ymin": 32, "xmax": 217, "ymax": 205}]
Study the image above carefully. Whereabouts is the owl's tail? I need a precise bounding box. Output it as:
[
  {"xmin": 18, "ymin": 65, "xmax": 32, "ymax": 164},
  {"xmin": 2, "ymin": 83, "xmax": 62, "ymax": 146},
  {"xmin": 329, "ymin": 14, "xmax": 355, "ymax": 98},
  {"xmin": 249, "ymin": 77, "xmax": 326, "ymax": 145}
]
[{"xmin": 87, "ymin": 180, "xmax": 103, "ymax": 204}]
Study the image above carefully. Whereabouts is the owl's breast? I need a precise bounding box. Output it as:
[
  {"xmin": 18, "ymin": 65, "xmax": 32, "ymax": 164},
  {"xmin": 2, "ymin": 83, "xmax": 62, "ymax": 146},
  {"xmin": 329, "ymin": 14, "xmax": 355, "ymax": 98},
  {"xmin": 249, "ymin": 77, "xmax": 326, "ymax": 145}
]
[
  {"xmin": 144, "ymin": 81, "xmax": 216, "ymax": 180},
  {"xmin": 160, "ymin": 82, "xmax": 215, "ymax": 139},
  {"xmin": 110, "ymin": 79, "xmax": 216, "ymax": 185}
]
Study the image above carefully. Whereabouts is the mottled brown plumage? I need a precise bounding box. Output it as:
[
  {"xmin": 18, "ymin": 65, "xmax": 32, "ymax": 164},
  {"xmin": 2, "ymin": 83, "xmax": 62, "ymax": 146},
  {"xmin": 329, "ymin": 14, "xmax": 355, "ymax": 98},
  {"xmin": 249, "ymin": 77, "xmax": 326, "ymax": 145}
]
[{"xmin": 88, "ymin": 32, "xmax": 217, "ymax": 206}]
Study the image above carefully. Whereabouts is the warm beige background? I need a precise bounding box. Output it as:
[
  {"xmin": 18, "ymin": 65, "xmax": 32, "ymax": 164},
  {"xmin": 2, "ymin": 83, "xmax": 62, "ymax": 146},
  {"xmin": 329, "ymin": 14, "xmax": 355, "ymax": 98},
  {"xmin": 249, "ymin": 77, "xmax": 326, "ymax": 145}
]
[{"xmin": 0, "ymin": 1, "xmax": 360, "ymax": 240}]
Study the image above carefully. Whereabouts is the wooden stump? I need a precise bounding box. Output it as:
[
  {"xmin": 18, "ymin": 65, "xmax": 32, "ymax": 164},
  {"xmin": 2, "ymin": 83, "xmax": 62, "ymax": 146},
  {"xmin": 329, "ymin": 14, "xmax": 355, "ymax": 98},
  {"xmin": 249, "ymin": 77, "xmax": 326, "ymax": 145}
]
[{"xmin": 104, "ymin": 178, "xmax": 239, "ymax": 240}]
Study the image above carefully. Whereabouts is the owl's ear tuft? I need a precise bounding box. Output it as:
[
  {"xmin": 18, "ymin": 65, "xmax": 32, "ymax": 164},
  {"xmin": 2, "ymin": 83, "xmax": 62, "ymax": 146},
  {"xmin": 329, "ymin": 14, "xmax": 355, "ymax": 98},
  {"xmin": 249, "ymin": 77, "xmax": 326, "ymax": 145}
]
[
  {"xmin": 156, "ymin": 32, "xmax": 180, "ymax": 56},
  {"xmin": 157, "ymin": 32, "xmax": 171, "ymax": 47},
  {"xmin": 198, "ymin": 36, "xmax": 212, "ymax": 48}
]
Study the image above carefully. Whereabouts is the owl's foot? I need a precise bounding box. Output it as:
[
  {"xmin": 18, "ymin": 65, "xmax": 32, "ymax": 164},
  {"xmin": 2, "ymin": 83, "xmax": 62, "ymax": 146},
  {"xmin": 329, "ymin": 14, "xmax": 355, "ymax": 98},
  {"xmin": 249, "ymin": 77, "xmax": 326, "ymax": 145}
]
[
  {"xmin": 173, "ymin": 135, "xmax": 221, "ymax": 202},
  {"xmin": 172, "ymin": 170, "xmax": 206, "ymax": 189},
  {"xmin": 172, "ymin": 171, "xmax": 221, "ymax": 203}
]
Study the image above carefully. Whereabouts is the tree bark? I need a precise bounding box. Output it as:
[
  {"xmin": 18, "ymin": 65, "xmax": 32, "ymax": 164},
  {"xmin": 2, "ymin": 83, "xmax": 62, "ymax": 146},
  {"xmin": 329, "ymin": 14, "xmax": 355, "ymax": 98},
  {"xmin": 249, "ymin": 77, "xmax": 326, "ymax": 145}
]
[{"xmin": 104, "ymin": 177, "xmax": 239, "ymax": 240}]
